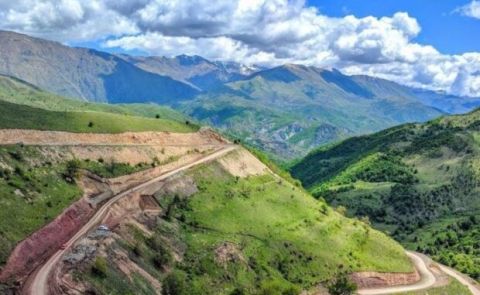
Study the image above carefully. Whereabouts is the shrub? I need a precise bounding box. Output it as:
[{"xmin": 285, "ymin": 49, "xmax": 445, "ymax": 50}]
[
  {"xmin": 327, "ymin": 273, "xmax": 357, "ymax": 295},
  {"xmin": 91, "ymin": 256, "xmax": 107, "ymax": 278},
  {"xmin": 162, "ymin": 270, "xmax": 188, "ymax": 295},
  {"xmin": 88, "ymin": 121, "xmax": 94, "ymax": 128},
  {"xmin": 64, "ymin": 159, "xmax": 81, "ymax": 182}
]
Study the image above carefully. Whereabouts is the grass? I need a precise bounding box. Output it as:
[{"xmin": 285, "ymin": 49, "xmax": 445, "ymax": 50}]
[
  {"xmin": 0, "ymin": 145, "xmax": 82, "ymax": 265},
  {"xmin": 0, "ymin": 75, "xmax": 199, "ymax": 133},
  {"xmin": 0, "ymin": 100, "xmax": 198, "ymax": 133},
  {"xmin": 55, "ymin": 150, "xmax": 414, "ymax": 294},
  {"xmin": 153, "ymin": 160, "xmax": 412, "ymax": 293},
  {"xmin": 0, "ymin": 74, "xmax": 188, "ymax": 122}
]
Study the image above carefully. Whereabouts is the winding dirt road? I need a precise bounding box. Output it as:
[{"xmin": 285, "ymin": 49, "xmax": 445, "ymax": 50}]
[
  {"xmin": 357, "ymin": 251, "xmax": 480, "ymax": 295},
  {"xmin": 26, "ymin": 145, "xmax": 237, "ymax": 295}
]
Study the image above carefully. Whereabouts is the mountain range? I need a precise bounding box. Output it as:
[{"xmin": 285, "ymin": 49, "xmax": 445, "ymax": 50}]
[{"xmin": 2, "ymin": 30, "xmax": 480, "ymax": 159}]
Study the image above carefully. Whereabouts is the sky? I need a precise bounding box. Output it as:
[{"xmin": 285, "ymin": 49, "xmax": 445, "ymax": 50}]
[{"xmin": 0, "ymin": 0, "xmax": 480, "ymax": 97}]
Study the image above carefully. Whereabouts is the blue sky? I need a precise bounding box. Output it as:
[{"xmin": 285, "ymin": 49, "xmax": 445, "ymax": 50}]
[
  {"xmin": 312, "ymin": 0, "xmax": 480, "ymax": 54},
  {"xmin": 1, "ymin": 0, "xmax": 480, "ymax": 96}
]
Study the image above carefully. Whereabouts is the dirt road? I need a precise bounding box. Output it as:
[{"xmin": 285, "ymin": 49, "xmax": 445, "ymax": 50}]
[
  {"xmin": 26, "ymin": 145, "xmax": 237, "ymax": 295},
  {"xmin": 437, "ymin": 264, "xmax": 480, "ymax": 295},
  {"xmin": 357, "ymin": 251, "xmax": 480, "ymax": 295}
]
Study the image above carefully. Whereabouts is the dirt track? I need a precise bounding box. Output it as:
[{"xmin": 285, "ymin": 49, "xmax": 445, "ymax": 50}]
[
  {"xmin": 0, "ymin": 128, "xmax": 226, "ymax": 146},
  {"xmin": 357, "ymin": 251, "xmax": 480, "ymax": 295},
  {"xmin": 25, "ymin": 145, "xmax": 237, "ymax": 295}
]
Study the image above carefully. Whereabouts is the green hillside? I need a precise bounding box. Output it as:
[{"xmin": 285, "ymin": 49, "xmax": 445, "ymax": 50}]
[
  {"xmin": 0, "ymin": 76, "xmax": 197, "ymax": 133},
  {"xmin": 291, "ymin": 109, "xmax": 480, "ymax": 280},
  {"xmin": 0, "ymin": 75, "xmax": 190, "ymax": 122},
  {"xmin": 78, "ymin": 151, "xmax": 412, "ymax": 294}
]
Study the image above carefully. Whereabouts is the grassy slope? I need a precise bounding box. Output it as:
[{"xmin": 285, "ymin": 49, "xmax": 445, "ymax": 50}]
[
  {"xmin": 0, "ymin": 146, "xmax": 82, "ymax": 265},
  {"xmin": 92, "ymin": 156, "xmax": 412, "ymax": 295},
  {"xmin": 291, "ymin": 108, "xmax": 480, "ymax": 280},
  {"xmin": 0, "ymin": 100, "xmax": 197, "ymax": 133},
  {"xmin": 0, "ymin": 75, "xmax": 197, "ymax": 133},
  {"xmin": 0, "ymin": 145, "xmax": 163, "ymax": 267}
]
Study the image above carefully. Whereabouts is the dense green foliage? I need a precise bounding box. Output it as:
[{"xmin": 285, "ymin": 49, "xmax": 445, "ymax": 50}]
[{"xmin": 291, "ymin": 108, "xmax": 480, "ymax": 280}]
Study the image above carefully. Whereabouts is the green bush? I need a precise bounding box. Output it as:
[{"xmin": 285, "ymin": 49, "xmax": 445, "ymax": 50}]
[
  {"xmin": 162, "ymin": 270, "xmax": 188, "ymax": 295},
  {"xmin": 327, "ymin": 273, "xmax": 357, "ymax": 295},
  {"xmin": 91, "ymin": 256, "xmax": 108, "ymax": 278}
]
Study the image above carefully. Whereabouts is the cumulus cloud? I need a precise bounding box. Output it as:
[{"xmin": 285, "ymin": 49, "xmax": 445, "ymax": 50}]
[
  {"xmin": 0, "ymin": 0, "xmax": 480, "ymax": 97},
  {"xmin": 456, "ymin": 0, "xmax": 480, "ymax": 19}
]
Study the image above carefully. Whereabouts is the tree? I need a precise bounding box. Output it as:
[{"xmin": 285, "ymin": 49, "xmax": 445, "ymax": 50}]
[
  {"xmin": 64, "ymin": 159, "xmax": 81, "ymax": 182},
  {"xmin": 88, "ymin": 121, "xmax": 94, "ymax": 128},
  {"xmin": 155, "ymin": 114, "xmax": 160, "ymax": 119},
  {"xmin": 327, "ymin": 273, "xmax": 357, "ymax": 295}
]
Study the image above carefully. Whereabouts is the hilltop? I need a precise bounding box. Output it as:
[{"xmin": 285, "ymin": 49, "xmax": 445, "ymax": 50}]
[
  {"xmin": 0, "ymin": 75, "xmax": 197, "ymax": 133},
  {"xmin": 291, "ymin": 108, "xmax": 480, "ymax": 280}
]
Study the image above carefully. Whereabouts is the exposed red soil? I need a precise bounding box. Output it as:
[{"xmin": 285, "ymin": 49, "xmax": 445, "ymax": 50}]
[
  {"xmin": 351, "ymin": 269, "xmax": 421, "ymax": 288},
  {"xmin": 0, "ymin": 198, "xmax": 94, "ymax": 284}
]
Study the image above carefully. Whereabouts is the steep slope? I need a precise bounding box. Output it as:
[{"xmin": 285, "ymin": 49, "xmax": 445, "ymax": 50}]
[
  {"xmin": 291, "ymin": 108, "xmax": 480, "ymax": 280},
  {"xmin": 182, "ymin": 65, "xmax": 445, "ymax": 159},
  {"xmin": 24, "ymin": 146, "xmax": 413, "ymax": 295},
  {"xmin": 0, "ymin": 31, "xmax": 198, "ymax": 103},
  {"xmin": 120, "ymin": 54, "xmax": 258, "ymax": 91}
]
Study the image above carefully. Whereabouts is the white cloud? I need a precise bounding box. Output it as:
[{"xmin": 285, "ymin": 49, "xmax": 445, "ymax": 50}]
[
  {"xmin": 0, "ymin": 0, "xmax": 480, "ymax": 97},
  {"xmin": 456, "ymin": 0, "xmax": 480, "ymax": 19}
]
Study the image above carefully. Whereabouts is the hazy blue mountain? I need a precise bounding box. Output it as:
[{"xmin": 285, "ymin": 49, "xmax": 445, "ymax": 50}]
[
  {"xmin": 2, "ymin": 30, "xmax": 480, "ymax": 160},
  {"xmin": 0, "ymin": 30, "xmax": 198, "ymax": 103},
  {"xmin": 120, "ymin": 54, "xmax": 260, "ymax": 90},
  {"xmin": 181, "ymin": 64, "xmax": 446, "ymax": 159}
]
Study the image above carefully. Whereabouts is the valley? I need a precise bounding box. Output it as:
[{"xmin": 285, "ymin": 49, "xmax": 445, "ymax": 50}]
[
  {"xmin": 291, "ymin": 108, "xmax": 480, "ymax": 284},
  {"xmin": 0, "ymin": 24, "xmax": 479, "ymax": 295}
]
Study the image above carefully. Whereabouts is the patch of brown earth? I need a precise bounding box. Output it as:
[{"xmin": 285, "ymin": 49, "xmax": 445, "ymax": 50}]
[
  {"xmin": 0, "ymin": 198, "xmax": 94, "ymax": 284},
  {"xmin": 217, "ymin": 148, "xmax": 269, "ymax": 177},
  {"xmin": 351, "ymin": 269, "xmax": 420, "ymax": 289},
  {"xmin": 140, "ymin": 195, "xmax": 161, "ymax": 212},
  {"xmin": 214, "ymin": 242, "xmax": 246, "ymax": 268},
  {"xmin": 0, "ymin": 128, "xmax": 227, "ymax": 146}
]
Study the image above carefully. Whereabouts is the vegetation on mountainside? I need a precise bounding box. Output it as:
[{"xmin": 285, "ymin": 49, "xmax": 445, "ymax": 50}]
[
  {"xmin": 181, "ymin": 64, "xmax": 445, "ymax": 160},
  {"xmin": 0, "ymin": 75, "xmax": 189, "ymax": 122},
  {"xmin": 291, "ymin": 108, "xmax": 480, "ymax": 280},
  {"xmin": 0, "ymin": 145, "xmax": 82, "ymax": 265},
  {"xmin": 0, "ymin": 100, "xmax": 198, "ymax": 133},
  {"xmin": 84, "ymin": 158, "xmax": 411, "ymax": 295}
]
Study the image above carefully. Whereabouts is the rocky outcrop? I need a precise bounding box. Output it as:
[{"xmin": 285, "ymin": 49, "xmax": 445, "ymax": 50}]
[
  {"xmin": 0, "ymin": 199, "xmax": 94, "ymax": 284},
  {"xmin": 351, "ymin": 270, "xmax": 420, "ymax": 288}
]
